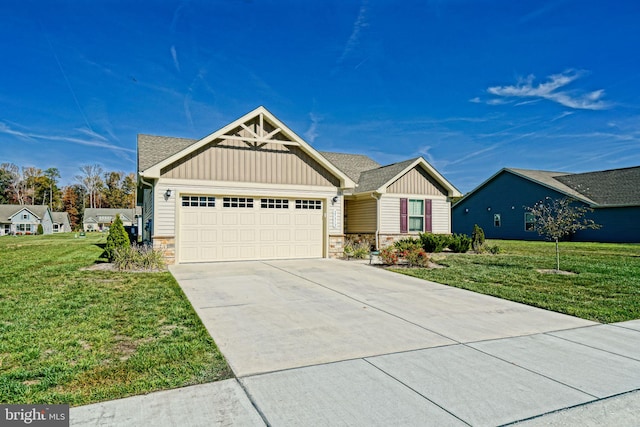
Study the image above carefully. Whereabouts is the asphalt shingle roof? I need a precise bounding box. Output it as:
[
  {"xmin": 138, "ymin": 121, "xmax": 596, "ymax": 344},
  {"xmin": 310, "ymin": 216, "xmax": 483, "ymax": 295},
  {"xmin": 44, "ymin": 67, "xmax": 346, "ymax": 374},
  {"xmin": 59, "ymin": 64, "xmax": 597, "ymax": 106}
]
[
  {"xmin": 554, "ymin": 166, "xmax": 640, "ymax": 206},
  {"xmin": 138, "ymin": 134, "xmax": 198, "ymax": 172},
  {"xmin": 319, "ymin": 152, "xmax": 382, "ymax": 183},
  {"xmin": 0, "ymin": 204, "xmax": 49, "ymax": 220}
]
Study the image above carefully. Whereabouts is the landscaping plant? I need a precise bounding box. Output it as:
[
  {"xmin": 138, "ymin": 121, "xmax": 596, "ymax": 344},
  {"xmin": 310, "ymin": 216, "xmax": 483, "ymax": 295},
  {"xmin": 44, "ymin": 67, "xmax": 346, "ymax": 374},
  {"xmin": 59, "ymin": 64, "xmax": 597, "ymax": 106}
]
[
  {"xmin": 379, "ymin": 246, "xmax": 398, "ymax": 265},
  {"xmin": 471, "ymin": 224, "xmax": 485, "ymax": 251},
  {"xmin": 526, "ymin": 197, "xmax": 600, "ymax": 271},
  {"xmin": 448, "ymin": 233, "xmax": 472, "ymax": 253},
  {"xmin": 104, "ymin": 214, "xmax": 130, "ymax": 262},
  {"xmin": 419, "ymin": 232, "xmax": 451, "ymax": 253}
]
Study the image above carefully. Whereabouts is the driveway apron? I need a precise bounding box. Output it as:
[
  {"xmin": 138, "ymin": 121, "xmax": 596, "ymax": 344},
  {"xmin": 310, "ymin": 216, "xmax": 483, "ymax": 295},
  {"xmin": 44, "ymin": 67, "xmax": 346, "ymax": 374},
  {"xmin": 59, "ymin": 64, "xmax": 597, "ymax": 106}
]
[{"xmin": 162, "ymin": 259, "xmax": 640, "ymax": 426}]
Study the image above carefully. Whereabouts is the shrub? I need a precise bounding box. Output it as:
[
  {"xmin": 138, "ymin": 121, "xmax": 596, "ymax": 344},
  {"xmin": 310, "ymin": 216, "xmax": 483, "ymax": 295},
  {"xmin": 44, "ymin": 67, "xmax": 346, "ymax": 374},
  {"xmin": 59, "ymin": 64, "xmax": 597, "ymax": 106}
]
[
  {"xmin": 344, "ymin": 237, "xmax": 371, "ymax": 259},
  {"xmin": 379, "ymin": 246, "xmax": 398, "ymax": 265},
  {"xmin": 394, "ymin": 237, "xmax": 422, "ymax": 252},
  {"xmin": 403, "ymin": 247, "xmax": 430, "ymax": 268},
  {"xmin": 419, "ymin": 233, "xmax": 451, "ymax": 253},
  {"xmin": 105, "ymin": 215, "xmax": 130, "ymax": 262},
  {"xmin": 37, "ymin": 224, "xmax": 44, "ymax": 235},
  {"xmin": 486, "ymin": 244, "xmax": 502, "ymax": 254},
  {"xmin": 471, "ymin": 224, "xmax": 485, "ymax": 251},
  {"xmin": 112, "ymin": 244, "xmax": 165, "ymax": 271},
  {"xmin": 449, "ymin": 233, "xmax": 472, "ymax": 253}
]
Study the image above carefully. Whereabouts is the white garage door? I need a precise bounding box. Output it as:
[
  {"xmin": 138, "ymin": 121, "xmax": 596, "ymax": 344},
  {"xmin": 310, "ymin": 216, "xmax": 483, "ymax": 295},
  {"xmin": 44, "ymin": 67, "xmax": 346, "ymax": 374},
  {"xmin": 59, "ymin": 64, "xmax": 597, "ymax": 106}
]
[{"xmin": 179, "ymin": 195, "xmax": 324, "ymax": 262}]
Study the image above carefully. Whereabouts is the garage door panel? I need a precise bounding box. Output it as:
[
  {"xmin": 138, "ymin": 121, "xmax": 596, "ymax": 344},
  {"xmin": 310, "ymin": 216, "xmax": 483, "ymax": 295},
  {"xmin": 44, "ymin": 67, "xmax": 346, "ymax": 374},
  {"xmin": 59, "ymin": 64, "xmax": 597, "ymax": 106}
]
[{"xmin": 179, "ymin": 196, "xmax": 323, "ymax": 263}]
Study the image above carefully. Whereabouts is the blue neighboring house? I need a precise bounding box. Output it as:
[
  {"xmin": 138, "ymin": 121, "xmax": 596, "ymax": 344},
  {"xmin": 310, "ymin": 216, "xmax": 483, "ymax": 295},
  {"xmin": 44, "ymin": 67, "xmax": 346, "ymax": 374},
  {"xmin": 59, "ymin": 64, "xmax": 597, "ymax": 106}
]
[{"xmin": 452, "ymin": 166, "xmax": 640, "ymax": 243}]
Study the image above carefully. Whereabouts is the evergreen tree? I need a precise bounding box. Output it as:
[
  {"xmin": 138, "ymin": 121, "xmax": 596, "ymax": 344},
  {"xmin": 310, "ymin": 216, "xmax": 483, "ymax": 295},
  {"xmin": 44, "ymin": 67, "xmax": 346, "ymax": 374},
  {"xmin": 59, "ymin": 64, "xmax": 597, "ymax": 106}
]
[{"xmin": 105, "ymin": 214, "xmax": 130, "ymax": 261}]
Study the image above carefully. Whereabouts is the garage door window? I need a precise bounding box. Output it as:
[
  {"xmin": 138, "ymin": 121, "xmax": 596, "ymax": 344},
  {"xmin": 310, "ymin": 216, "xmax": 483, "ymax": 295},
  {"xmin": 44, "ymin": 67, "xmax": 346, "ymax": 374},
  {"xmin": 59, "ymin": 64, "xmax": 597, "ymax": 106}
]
[
  {"xmin": 261, "ymin": 198, "xmax": 289, "ymax": 209},
  {"xmin": 223, "ymin": 197, "xmax": 254, "ymax": 208},
  {"xmin": 295, "ymin": 200, "xmax": 322, "ymax": 210},
  {"xmin": 182, "ymin": 196, "xmax": 216, "ymax": 207}
]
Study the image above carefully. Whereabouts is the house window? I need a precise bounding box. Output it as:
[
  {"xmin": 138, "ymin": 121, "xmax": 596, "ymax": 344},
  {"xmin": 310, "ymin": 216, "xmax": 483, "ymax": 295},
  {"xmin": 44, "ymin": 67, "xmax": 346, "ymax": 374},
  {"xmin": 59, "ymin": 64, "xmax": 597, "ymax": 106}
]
[
  {"xmin": 182, "ymin": 196, "xmax": 215, "ymax": 207},
  {"xmin": 22, "ymin": 214, "xmax": 28, "ymax": 220},
  {"xmin": 295, "ymin": 200, "xmax": 322, "ymax": 210},
  {"xmin": 261, "ymin": 199, "xmax": 289, "ymax": 209},
  {"xmin": 494, "ymin": 213, "xmax": 501, "ymax": 227},
  {"xmin": 53, "ymin": 224, "xmax": 59, "ymax": 231},
  {"xmin": 223, "ymin": 197, "xmax": 254, "ymax": 208},
  {"xmin": 18, "ymin": 224, "xmax": 32, "ymax": 232},
  {"xmin": 409, "ymin": 199, "xmax": 424, "ymax": 232},
  {"xmin": 525, "ymin": 212, "xmax": 535, "ymax": 231}
]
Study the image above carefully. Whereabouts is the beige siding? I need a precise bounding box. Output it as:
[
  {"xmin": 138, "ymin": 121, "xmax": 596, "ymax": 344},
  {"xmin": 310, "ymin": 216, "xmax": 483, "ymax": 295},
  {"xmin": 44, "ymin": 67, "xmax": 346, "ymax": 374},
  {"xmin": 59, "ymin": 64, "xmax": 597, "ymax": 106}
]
[
  {"xmin": 431, "ymin": 199, "xmax": 451, "ymax": 234},
  {"xmin": 388, "ymin": 167, "xmax": 448, "ymax": 196},
  {"xmin": 345, "ymin": 197, "xmax": 377, "ymax": 233},
  {"xmin": 379, "ymin": 195, "xmax": 451, "ymax": 234},
  {"xmin": 154, "ymin": 183, "xmax": 176, "ymax": 237},
  {"xmin": 380, "ymin": 196, "xmax": 400, "ymax": 234},
  {"xmin": 160, "ymin": 139, "xmax": 340, "ymax": 187}
]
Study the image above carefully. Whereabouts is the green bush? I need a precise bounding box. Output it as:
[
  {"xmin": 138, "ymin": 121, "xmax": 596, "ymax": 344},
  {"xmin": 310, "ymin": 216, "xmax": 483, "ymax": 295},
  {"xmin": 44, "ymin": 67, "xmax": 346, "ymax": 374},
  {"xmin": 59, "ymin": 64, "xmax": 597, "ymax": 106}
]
[
  {"xmin": 112, "ymin": 244, "xmax": 165, "ymax": 271},
  {"xmin": 394, "ymin": 237, "xmax": 422, "ymax": 252},
  {"xmin": 449, "ymin": 233, "xmax": 472, "ymax": 253},
  {"xmin": 344, "ymin": 237, "xmax": 371, "ymax": 259},
  {"xmin": 419, "ymin": 233, "xmax": 451, "ymax": 253},
  {"xmin": 471, "ymin": 224, "xmax": 485, "ymax": 251},
  {"xmin": 105, "ymin": 214, "xmax": 130, "ymax": 262},
  {"xmin": 37, "ymin": 224, "xmax": 44, "ymax": 235},
  {"xmin": 486, "ymin": 244, "xmax": 502, "ymax": 254}
]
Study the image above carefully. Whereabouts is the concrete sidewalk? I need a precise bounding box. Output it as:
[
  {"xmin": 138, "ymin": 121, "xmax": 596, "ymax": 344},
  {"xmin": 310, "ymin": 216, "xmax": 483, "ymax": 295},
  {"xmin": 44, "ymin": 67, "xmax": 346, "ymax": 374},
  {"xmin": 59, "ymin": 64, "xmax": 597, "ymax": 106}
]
[{"xmin": 71, "ymin": 259, "xmax": 640, "ymax": 426}]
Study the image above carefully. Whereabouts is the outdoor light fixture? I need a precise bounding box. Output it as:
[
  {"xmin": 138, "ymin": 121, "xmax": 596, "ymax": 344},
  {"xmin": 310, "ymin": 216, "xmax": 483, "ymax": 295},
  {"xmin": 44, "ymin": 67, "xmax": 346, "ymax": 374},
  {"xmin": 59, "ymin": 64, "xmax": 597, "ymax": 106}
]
[
  {"xmin": 332, "ymin": 196, "xmax": 339, "ymax": 204},
  {"xmin": 487, "ymin": 207, "xmax": 491, "ymax": 211},
  {"xmin": 165, "ymin": 189, "xmax": 172, "ymax": 198},
  {"xmin": 465, "ymin": 208, "xmax": 469, "ymax": 213}
]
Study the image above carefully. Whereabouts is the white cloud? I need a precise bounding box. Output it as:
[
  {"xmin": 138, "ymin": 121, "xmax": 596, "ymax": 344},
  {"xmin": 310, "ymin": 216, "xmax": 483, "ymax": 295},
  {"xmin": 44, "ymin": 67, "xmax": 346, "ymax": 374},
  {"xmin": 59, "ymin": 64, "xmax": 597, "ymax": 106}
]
[
  {"xmin": 337, "ymin": 1, "xmax": 369, "ymax": 66},
  {"xmin": 304, "ymin": 113, "xmax": 321, "ymax": 143},
  {"xmin": 170, "ymin": 45, "xmax": 180, "ymax": 72},
  {"xmin": 486, "ymin": 70, "xmax": 610, "ymax": 110}
]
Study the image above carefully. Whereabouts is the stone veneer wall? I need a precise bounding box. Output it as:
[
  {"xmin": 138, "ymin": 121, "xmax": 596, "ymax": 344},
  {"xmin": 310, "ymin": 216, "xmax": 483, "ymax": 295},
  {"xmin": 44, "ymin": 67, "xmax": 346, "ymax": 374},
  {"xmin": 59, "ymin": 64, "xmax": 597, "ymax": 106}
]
[
  {"xmin": 153, "ymin": 236, "xmax": 175, "ymax": 265},
  {"xmin": 328, "ymin": 234, "xmax": 345, "ymax": 259}
]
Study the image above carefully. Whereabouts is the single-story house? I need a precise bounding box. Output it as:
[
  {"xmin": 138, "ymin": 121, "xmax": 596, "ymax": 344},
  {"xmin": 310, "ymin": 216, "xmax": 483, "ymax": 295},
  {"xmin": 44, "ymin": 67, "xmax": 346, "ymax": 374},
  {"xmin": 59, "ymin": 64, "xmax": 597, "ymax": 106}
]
[
  {"xmin": 0, "ymin": 204, "xmax": 54, "ymax": 235},
  {"xmin": 452, "ymin": 166, "xmax": 640, "ymax": 242},
  {"xmin": 52, "ymin": 212, "xmax": 72, "ymax": 233},
  {"xmin": 137, "ymin": 106, "xmax": 461, "ymax": 264},
  {"xmin": 83, "ymin": 208, "xmax": 140, "ymax": 232}
]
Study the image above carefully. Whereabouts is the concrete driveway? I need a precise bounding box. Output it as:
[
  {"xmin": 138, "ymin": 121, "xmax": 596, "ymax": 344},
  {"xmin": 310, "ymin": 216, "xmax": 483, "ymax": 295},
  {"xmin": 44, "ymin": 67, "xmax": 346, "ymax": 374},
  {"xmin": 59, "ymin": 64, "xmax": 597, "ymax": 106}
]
[{"xmin": 72, "ymin": 259, "xmax": 640, "ymax": 426}]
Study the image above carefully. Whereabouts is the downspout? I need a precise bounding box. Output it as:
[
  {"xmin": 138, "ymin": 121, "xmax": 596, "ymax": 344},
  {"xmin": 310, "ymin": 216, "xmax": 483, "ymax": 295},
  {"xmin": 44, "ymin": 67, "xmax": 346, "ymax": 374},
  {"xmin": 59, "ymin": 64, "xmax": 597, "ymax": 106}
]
[
  {"xmin": 370, "ymin": 192, "xmax": 380, "ymax": 249},
  {"xmin": 139, "ymin": 174, "xmax": 154, "ymax": 243}
]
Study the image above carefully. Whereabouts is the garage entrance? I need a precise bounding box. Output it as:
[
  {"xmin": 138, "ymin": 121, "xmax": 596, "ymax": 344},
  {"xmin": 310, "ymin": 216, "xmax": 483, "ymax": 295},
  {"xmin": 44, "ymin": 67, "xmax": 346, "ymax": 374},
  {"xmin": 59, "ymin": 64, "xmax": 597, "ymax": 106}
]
[{"xmin": 178, "ymin": 195, "xmax": 324, "ymax": 262}]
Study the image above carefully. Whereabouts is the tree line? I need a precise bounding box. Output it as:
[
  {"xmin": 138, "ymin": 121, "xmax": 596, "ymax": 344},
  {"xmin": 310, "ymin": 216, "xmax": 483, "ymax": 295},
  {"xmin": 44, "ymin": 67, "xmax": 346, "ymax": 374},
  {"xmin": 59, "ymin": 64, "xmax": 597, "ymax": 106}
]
[{"xmin": 0, "ymin": 163, "xmax": 136, "ymax": 230}]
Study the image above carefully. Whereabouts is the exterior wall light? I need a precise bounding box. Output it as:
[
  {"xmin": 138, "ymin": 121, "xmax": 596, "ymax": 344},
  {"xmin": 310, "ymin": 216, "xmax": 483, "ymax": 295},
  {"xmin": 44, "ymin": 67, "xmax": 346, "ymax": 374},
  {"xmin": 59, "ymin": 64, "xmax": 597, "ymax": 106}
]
[{"xmin": 165, "ymin": 189, "xmax": 172, "ymax": 198}]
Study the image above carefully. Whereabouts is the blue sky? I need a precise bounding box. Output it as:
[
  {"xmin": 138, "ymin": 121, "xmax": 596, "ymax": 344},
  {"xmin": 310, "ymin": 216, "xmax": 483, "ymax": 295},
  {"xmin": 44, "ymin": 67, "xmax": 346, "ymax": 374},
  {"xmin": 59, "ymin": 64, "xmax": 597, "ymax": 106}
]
[{"xmin": 2, "ymin": 0, "xmax": 639, "ymax": 193}]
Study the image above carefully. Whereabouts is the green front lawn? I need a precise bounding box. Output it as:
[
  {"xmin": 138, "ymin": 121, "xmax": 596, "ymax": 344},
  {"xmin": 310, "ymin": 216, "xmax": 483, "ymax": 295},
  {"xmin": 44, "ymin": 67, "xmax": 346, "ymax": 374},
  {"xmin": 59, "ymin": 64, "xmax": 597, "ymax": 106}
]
[
  {"xmin": 393, "ymin": 240, "xmax": 640, "ymax": 323},
  {"xmin": 0, "ymin": 233, "xmax": 232, "ymax": 405}
]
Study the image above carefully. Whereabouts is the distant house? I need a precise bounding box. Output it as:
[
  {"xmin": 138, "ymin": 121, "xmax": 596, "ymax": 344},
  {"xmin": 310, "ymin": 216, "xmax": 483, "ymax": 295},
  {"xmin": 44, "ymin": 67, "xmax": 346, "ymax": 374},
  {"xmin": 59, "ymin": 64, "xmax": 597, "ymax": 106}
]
[
  {"xmin": 137, "ymin": 106, "xmax": 461, "ymax": 264},
  {"xmin": 452, "ymin": 166, "xmax": 640, "ymax": 243},
  {"xmin": 83, "ymin": 208, "xmax": 140, "ymax": 232},
  {"xmin": 0, "ymin": 204, "xmax": 54, "ymax": 235},
  {"xmin": 52, "ymin": 212, "xmax": 72, "ymax": 233}
]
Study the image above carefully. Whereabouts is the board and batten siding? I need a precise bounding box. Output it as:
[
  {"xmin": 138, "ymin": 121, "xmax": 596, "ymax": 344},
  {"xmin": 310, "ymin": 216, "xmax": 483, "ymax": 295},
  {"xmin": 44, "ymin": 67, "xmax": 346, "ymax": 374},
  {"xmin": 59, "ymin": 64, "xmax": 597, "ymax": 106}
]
[
  {"xmin": 160, "ymin": 141, "xmax": 340, "ymax": 187},
  {"xmin": 380, "ymin": 196, "xmax": 451, "ymax": 234},
  {"xmin": 387, "ymin": 167, "xmax": 448, "ymax": 196},
  {"xmin": 152, "ymin": 179, "xmax": 342, "ymax": 238},
  {"xmin": 345, "ymin": 197, "xmax": 377, "ymax": 233}
]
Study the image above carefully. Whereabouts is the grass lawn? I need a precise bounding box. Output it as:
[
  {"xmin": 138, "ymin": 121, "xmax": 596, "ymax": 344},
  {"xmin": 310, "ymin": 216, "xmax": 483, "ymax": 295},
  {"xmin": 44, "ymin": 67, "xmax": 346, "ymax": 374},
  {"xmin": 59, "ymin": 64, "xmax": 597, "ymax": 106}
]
[
  {"xmin": 0, "ymin": 233, "xmax": 232, "ymax": 405},
  {"xmin": 393, "ymin": 240, "xmax": 640, "ymax": 323}
]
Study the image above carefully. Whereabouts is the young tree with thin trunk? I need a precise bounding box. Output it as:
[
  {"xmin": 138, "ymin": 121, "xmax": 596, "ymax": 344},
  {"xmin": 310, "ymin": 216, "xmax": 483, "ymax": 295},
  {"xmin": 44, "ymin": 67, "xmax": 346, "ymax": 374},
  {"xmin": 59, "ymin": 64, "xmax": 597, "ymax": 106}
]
[{"xmin": 526, "ymin": 197, "xmax": 601, "ymax": 271}]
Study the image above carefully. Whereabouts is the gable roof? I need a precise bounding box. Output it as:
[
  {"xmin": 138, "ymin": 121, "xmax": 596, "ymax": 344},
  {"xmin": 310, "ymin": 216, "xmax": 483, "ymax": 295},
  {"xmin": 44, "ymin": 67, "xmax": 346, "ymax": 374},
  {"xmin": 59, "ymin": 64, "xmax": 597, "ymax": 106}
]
[
  {"xmin": 52, "ymin": 212, "xmax": 70, "ymax": 224},
  {"xmin": 138, "ymin": 106, "xmax": 354, "ymax": 187},
  {"xmin": 321, "ymin": 153, "xmax": 461, "ymax": 197},
  {"xmin": 456, "ymin": 166, "xmax": 640, "ymax": 208},
  {"xmin": 0, "ymin": 204, "xmax": 50, "ymax": 221}
]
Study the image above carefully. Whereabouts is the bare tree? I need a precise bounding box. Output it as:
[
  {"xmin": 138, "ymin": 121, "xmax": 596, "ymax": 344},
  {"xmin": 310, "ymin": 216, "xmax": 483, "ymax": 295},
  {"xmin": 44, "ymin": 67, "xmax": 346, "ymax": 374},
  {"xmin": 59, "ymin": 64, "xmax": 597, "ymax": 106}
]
[
  {"xmin": 76, "ymin": 164, "xmax": 104, "ymax": 209},
  {"xmin": 1, "ymin": 163, "xmax": 27, "ymax": 204},
  {"xmin": 526, "ymin": 197, "xmax": 601, "ymax": 271}
]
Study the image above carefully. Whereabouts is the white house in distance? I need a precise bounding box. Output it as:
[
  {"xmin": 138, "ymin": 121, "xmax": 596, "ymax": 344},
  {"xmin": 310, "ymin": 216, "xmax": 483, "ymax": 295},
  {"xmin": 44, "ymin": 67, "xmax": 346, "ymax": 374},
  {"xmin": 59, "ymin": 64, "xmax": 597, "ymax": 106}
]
[
  {"xmin": 0, "ymin": 205, "xmax": 54, "ymax": 235},
  {"xmin": 51, "ymin": 212, "xmax": 72, "ymax": 233},
  {"xmin": 137, "ymin": 106, "xmax": 461, "ymax": 264},
  {"xmin": 82, "ymin": 208, "xmax": 140, "ymax": 232}
]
